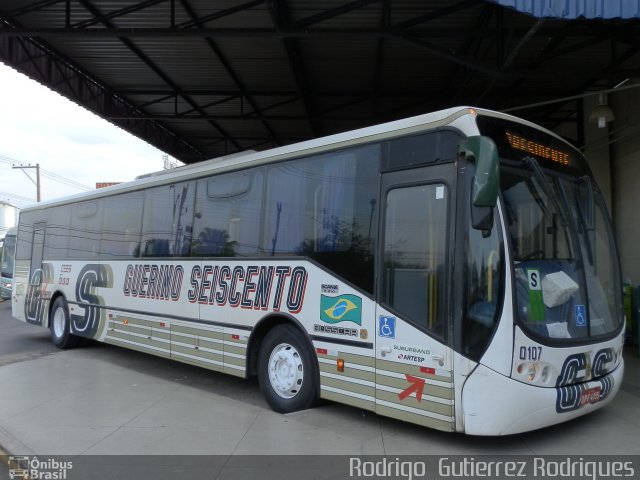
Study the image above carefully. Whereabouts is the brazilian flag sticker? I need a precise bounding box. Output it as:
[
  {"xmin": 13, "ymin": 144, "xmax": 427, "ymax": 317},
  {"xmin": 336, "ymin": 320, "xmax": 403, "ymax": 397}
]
[{"xmin": 320, "ymin": 294, "xmax": 362, "ymax": 325}]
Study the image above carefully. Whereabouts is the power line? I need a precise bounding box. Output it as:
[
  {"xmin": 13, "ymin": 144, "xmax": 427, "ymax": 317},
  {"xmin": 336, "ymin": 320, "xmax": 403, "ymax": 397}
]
[
  {"xmin": 40, "ymin": 170, "xmax": 92, "ymax": 191},
  {"xmin": 2, "ymin": 157, "xmax": 92, "ymax": 191},
  {"xmin": 0, "ymin": 154, "xmax": 92, "ymax": 191},
  {"xmin": 0, "ymin": 191, "xmax": 33, "ymax": 202},
  {"xmin": 0, "ymin": 191, "xmax": 35, "ymax": 208},
  {"xmin": 12, "ymin": 164, "xmax": 40, "ymax": 201}
]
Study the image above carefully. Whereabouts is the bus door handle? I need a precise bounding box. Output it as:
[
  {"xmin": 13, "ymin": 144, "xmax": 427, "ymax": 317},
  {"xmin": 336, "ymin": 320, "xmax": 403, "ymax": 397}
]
[
  {"xmin": 380, "ymin": 346, "xmax": 391, "ymax": 357},
  {"xmin": 431, "ymin": 354, "xmax": 445, "ymax": 366}
]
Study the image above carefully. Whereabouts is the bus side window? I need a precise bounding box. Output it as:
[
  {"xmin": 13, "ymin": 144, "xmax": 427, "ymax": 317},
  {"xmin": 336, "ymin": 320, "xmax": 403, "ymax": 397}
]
[
  {"xmin": 142, "ymin": 182, "xmax": 195, "ymax": 257},
  {"xmin": 192, "ymin": 169, "xmax": 263, "ymax": 257},
  {"xmin": 15, "ymin": 214, "xmax": 34, "ymax": 262},
  {"xmin": 101, "ymin": 192, "xmax": 143, "ymax": 258},
  {"xmin": 69, "ymin": 200, "xmax": 101, "ymax": 259},
  {"xmin": 263, "ymin": 147, "xmax": 379, "ymax": 293},
  {"xmin": 45, "ymin": 206, "xmax": 70, "ymax": 260}
]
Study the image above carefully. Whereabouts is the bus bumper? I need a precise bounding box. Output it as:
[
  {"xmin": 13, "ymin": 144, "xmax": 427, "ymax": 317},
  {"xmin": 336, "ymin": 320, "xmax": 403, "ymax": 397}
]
[{"xmin": 461, "ymin": 360, "xmax": 624, "ymax": 435}]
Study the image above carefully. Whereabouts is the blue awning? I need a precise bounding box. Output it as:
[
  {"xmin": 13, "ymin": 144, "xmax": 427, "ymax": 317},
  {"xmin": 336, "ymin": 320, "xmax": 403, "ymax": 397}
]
[{"xmin": 487, "ymin": 0, "xmax": 640, "ymax": 19}]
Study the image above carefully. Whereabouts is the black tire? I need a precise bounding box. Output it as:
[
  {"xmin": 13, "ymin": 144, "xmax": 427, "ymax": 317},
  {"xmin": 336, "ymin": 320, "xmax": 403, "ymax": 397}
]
[
  {"xmin": 258, "ymin": 324, "xmax": 318, "ymax": 413},
  {"xmin": 49, "ymin": 297, "xmax": 80, "ymax": 349}
]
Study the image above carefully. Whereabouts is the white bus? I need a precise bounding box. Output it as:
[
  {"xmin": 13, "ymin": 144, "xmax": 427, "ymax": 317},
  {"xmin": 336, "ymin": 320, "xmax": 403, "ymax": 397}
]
[
  {"xmin": 12, "ymin": 107, "xmax": 624, "ymax": 435},
  {"xmin": 1, "ymin": 227, "xmax": 17, "ymax": 301}
]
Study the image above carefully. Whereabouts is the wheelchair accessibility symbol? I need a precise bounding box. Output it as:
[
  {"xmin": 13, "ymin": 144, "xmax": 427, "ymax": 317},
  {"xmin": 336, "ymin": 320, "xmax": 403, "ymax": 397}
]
[
  {"xmin": 575, "ymin": 304, "xmax": 587, "ymax": 327},
  {"xmin": 378, "ymin": 316, "xmax": 396, "ymax": 339}
]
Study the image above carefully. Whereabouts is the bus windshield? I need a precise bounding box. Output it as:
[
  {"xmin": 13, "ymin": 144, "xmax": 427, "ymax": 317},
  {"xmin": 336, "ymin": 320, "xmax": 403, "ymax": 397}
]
[
  {"xmin": 478, "ymin": 116, "xmax": 623, "ymax": 343},
  {"xmin": 1, "ymin": 234, "xmax": 16, "ymax": 278}
]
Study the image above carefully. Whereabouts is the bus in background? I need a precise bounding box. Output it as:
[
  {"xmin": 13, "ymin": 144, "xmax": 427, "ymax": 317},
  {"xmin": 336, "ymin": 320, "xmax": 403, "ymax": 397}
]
[
  {"xmin": 1, "ymin": 226, "xmax": 17, "ymax": 301},
  {"xmin": 11, "ymin": 107, "xmax": 624, "ymax": 435}
]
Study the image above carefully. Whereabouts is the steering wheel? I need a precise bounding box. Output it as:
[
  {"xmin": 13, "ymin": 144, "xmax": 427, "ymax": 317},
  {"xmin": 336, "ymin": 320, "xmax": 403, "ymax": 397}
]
[{"xmin": 521, "ymin": 249, "xmax": 545, "ymax": 261}]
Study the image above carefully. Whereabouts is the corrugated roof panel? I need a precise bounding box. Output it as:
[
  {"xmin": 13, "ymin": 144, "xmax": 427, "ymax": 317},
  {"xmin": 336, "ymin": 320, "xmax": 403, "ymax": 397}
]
[
  {"xmin": 488, "ymin": 0, "xmax": 640, "ymax": 19},
  {"xmin": 3, "ymin": 0, "xmax": 639, "ymax": 161}
]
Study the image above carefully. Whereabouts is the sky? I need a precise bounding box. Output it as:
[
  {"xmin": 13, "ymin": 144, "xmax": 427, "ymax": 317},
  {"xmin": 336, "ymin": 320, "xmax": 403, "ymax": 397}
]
[{"xmin": 0, "ymin": 62, "xmax": 181, "ymax": 209}]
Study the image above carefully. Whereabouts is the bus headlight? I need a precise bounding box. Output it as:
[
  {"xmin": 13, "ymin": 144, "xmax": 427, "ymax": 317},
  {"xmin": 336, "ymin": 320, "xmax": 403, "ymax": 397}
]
[
  {"xmin": 540, "ymin": 365, "xmax": 550, "ymax": 383},
  {"xmin": 515, "ymin": 362, "xmax": 555, "ymax": 385},
  {"xmin": 526, "ymin": 364, "xmax": 537, "ymax": 381},
  {"xmin": 615, "ymin": 346, "xmax": 624, "ymax": 365},
  {"xmin": 516, "ymin": 362, "xmax": 537, "ymax": 381}
]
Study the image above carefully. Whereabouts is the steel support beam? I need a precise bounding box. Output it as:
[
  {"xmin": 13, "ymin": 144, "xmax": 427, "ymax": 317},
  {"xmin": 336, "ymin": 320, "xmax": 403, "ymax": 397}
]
[
  {"xmin": 0, "ymin": 33, "xmax": 205, "ymax": 162},
  {"xmin": 179, "ymin": 0, "xmax": 280, "ymax": 147},
  {"xmin": 75, "ymin": 0, "xmax": 242, "ymax": 154},
  {"xmin": 268, "ymin": 0, "xmax": 319, "ymax": 136}
]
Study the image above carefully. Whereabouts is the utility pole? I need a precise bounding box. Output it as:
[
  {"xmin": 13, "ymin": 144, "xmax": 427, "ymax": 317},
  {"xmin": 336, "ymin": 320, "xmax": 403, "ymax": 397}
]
[{"xmin": 12, "ymin": 163, "xmax": 41, "ymax": 202}]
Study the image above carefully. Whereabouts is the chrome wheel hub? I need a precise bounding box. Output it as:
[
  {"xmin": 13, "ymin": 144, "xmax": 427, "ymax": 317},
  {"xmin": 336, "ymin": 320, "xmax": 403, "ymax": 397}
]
[
  {"xmin": 268, "ymin": 343, "xmax": 304, "ymax": 399},
  {"xmin": 53, "ymin": 307, "xmax": 65, "ymax": 339}
]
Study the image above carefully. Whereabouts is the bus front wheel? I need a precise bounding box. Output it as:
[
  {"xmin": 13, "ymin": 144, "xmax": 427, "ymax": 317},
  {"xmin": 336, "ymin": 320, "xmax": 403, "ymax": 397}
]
[
  {"xmin": 258, "ymin": 324, "xmax": 318, "ymax": 413},
  {"xmin": 49, "ymin": 297, "xmax": 79, "ymax": 349}
]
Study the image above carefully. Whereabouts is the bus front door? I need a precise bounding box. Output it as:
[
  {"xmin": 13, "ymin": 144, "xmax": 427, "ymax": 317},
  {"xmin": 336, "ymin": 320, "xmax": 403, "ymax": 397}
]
[
  {"xmin": 375, "ymin": 170, "xmax": 455, "ymax": 431},
  {"xmin": 25, "ymin": 224, "xmax": 48, "ymax": 326}
]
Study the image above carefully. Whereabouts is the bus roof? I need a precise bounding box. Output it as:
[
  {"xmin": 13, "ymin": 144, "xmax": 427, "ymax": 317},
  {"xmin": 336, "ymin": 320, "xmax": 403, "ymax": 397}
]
[{"xmin": 19, "ymin": 106, "xmax": 573, "ymax": 212}]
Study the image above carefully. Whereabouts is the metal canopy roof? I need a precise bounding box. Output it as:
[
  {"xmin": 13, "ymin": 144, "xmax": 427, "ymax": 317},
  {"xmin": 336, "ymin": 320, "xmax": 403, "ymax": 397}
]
[
  {"xmin": 1, "ymin": 0, "xmax": 639, "ymax": 164},
  {"xmin": 488, "ymin": 0, "xmax": 640, "ymax": 19}
]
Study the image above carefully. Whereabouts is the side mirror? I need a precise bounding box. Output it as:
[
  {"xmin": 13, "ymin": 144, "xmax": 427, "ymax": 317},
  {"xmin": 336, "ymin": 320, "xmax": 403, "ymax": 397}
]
[
  {"xmin": 464, "ymin": 136, "xmax": 500, "ymax": 207},
  {"xmin": 463, "ymin": 136, "xmax": 500, "ymax": 231},
  {"xmin": 471, "ymin": 202, "xmax": 494, "ymax": 234}
]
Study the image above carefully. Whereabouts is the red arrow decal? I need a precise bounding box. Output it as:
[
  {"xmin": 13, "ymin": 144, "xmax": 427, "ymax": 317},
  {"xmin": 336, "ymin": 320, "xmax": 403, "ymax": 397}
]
[{"xmin": 398, "ymin": 374, "xmax": 425, "ymax": 402}]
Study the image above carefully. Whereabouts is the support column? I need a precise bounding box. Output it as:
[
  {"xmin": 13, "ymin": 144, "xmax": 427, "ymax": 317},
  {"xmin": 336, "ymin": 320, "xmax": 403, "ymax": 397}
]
[{"xmin": 581, "ymin": 94, "xmax": 613, "ymax": 213}]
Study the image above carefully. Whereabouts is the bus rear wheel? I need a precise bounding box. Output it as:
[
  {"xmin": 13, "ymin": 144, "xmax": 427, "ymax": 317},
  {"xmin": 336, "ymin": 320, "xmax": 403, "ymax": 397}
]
[
  {"xmin": 258, "ymin": 324, "xmax": 318, "ymax": 413},
  {"xmin": 50, "ymin": 297, "xmax": 79, "ymax": 349}
]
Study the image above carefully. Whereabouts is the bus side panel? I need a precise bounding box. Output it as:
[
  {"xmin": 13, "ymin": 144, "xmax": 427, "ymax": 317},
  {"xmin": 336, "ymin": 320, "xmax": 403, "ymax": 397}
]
[
  {"xmin": 21, "ymin": 261, "xmax": 55, "ymax": 328},
  {"xmin": 294, "ymin": 264, "xmax": 377, "ymax": 413},
  {"xmin": 100, "ymin": 260, "xmax": 197, "ymax": 364},
  {"xmin": 223, "ymin": 331, "xmax": 249, "ymax": 378},
  {"xmin": 17, "ymin": 260, "xmax": 112, "ymax": 334},
  {"xmin": 78, "ymin": 259, "xmax": 378, "ymax": 392},
  {"xmin": 14, "ymin": 257, "xmax": 387, "ymax": 419},
  {"xmin": 374, "ymin": 306, "xmax": 455, "ymax": 432},
  {"xmin": 315, "ymin": 348, "xmax": 376, "ymax": 412},
  {"xmin": 105, "ymin": 311, "xmax": 172, "ymax": 360}
]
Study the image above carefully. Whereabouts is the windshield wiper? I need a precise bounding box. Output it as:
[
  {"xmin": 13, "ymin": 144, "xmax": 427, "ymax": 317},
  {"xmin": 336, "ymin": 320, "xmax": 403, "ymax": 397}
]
[
  {"xmin": 576, "ymin": 176, "xmax": 595, "ymax": 232},
  {"xmin": 558, "ymin": 177, "xmax": 594, "ymax": 266},
  {"xmin": 521, "ymin": 156, "xmax": 569, "ymax": 229}
]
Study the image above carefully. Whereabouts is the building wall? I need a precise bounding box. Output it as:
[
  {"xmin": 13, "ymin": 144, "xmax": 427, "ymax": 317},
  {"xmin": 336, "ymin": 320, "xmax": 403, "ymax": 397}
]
[
  {"xmin": 0, "ymin": 202, "xmax": 18, "ymax": 239},
  {"xmin": 609, "ymin": 86, "xmax": 640, "ymax": 284}
]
